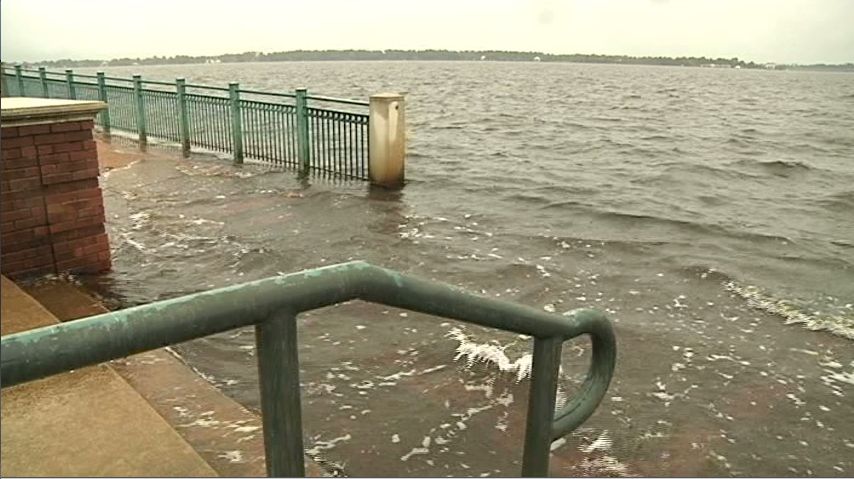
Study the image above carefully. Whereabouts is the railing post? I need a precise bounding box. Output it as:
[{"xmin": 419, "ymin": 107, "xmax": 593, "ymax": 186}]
[
  {"xmin": 295, "ymin": 88, "xmax": 310, "ymax": 176},
  {"xmin": 368, "ymin": 93, "xmax": 406, "ymax": 188},
  {"xmin": 229, "ymin": 82, "xmax": 244, "ymax": 164},
  {"xmin": 65, "ymin": 69, "xmax": 76, "ymax": 99},
  {"xmin": 176, "ymin": 78, "xmax": 191, "ymax": 157},
  {"xmin": 0, "ymin": 63, "xmax": 9, "ymax": 97},
  {"xmin": 96, "ymin": 72, "xmax": 111, "ymax": 133},
  {"xmin": 132, "ymin": 74, "xmax": 147, "ymax": 146},
  {"xmin": 255, "ymin": 310, "xmax": 306, "ymax": 477},
  {"xmin": 39, "ymin": 67, "xmax": 49, "ymax": 98},
  {"xmin": 14, "ymin": 64, "xmax": 24, "ymax": 96},
  {"xmin": 521, "ymin": 337, "xmax": 563, "ymax": 477}
]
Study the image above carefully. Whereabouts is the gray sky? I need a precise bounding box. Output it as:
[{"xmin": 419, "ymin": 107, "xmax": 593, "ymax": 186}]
[{"xmin": 2, "ymin": 0, "xmax": 852, "ymax": 64}]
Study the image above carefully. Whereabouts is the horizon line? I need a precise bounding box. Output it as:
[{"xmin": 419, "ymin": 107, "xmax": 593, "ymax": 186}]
[{"xmin": 5, "ymin": 48, "xmax": 853, "ymax": 67}]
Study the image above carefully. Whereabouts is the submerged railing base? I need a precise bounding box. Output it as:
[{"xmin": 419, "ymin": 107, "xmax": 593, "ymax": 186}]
[{"xmin": 0, "ymin": 261, "xmax": 616, "ymax": 477}]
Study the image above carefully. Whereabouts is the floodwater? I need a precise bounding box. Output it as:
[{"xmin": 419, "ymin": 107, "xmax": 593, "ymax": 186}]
[{"xmin": 77, "ymin": 62, "xmax": 852, "ymax": 477}]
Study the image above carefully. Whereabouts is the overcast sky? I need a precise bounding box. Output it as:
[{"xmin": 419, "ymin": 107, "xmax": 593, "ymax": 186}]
[{"xmin": 2, "ymin": 0, "xmax": 852, "ymax": 64}]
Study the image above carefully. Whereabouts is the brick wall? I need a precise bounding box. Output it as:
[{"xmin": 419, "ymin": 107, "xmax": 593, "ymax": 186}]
[{"xmin": 1, "ymin": 119, "xmax": 111, "ymax": 278}]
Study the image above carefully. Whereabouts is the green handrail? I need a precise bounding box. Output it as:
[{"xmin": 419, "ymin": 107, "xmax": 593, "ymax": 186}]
[{"xmin": 0, "ymin": 261, "xmax": 616, "ymax": 477}]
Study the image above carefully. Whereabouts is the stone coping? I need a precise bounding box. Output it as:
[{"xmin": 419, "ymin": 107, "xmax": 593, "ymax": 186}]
[{"xmin": 1, "ymin": 97, "xmax": 106, "ymax": 127}]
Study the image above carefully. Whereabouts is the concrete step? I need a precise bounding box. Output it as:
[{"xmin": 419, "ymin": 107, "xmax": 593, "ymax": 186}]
[
  {"xmin": 20, "ymin": 278, "xmax": 326, "ymax": 477},
  {"xmin": 0, "ymin": 276, "xmax": 218, "ymax": 477}
]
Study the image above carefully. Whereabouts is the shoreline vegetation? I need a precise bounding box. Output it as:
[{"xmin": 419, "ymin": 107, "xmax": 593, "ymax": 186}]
[{"xmin": 13, "ymin": 49, "xmax": 854, "ymax": 72}]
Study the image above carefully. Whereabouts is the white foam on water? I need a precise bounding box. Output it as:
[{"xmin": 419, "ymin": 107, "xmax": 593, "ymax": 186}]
[
  {"xmin": 725, "ymin": 281, "xmax": 854, "ymax": 340},
  {"xmin": 446, "ymin": 327, "xmax": 532, "ymax": 382},
  {"xmin": 306, "ymin": 434, "xmax": 352, "ymax": 455},
  {"xmin": 580, "ymin": 431, "xmax": 613, "ymax": 453},
  {"xmin": 400, "ymin": 447, "xmax": 429, "ymax": 462},
  {"xmin": 218, "ymin": 450, "xmax": 244, "ymax": 463}
]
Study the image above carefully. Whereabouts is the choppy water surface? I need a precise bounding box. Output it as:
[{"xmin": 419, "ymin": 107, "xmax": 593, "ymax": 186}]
[{"xmin": 79, "ymin": 62, "xmax": 852, "ymax": 476}]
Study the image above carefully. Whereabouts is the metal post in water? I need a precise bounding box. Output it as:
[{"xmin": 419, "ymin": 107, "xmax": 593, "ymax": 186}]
[
  {"xmin": 14, "ymin": 64, "xmax": 24, "ymax": 96},
  {"xmin": 255, "ymin": 310, "xmax": 306, "ymax": 477},
  {"xmin": 176, "ymin": 78, "xmax": 191, "ymax": 157},
  {"xmin": 228, "ymin": 82, "xmax": 244, "ymax": 164},
  {"xmin": 65, "ymin": 69, "xmax": 76, "ymax": 99},
  {"xmin": 521, "ymin": 337, "xmax": 563, "ymax": 477},
  {"xmin": 295, "ymin": 88, "xmax": 310, "ymax": 177},
  {"xmin": 96, "ymin": 72, "xmax": 111, "ymax": 133},
  {"xmin": 39, "ymin": 67, "xmax": 49, "ymax": 98},
  {"xmin": 132, "ymin": 74, "xmax": 147, "ymax": 147}
]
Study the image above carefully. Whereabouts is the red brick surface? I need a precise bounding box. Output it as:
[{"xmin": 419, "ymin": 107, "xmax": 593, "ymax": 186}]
[{"xmin": 1, "ymin": 120, "xmax": 111, "ymax": 278}]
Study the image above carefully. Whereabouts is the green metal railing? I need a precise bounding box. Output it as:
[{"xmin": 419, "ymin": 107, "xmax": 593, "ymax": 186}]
[
  {"xmin": 0, "ymin": 262, "xmax": 617, "ymax": 477},
  {"xmin": 1, "ymin": 66, "xmax": 370, "ymax": 180}
]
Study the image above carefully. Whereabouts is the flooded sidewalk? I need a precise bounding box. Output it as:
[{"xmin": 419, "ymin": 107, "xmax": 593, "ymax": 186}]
[{"xmin": 81, "ymin": 135, "xmax": 854, "ymax": 477}]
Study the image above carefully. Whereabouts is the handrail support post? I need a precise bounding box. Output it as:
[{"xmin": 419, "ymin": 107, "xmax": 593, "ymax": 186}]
[
  {"xmin": 255, "ymin": 310, "xmax": 306, "ymax": 477},
  {"xmin": 65, "ymin": 69, "xmax": 76, "ymax": 99},
  {"xmin": 1, "ymin": 63, "xmax": 9, "ymax": 98},
  {"xmin": 132, "ymin": 74, "xmax": 148, "ymax": 147},
  {"xmin": 521, "ymin": 336, "xmax": 563, "ymax": 477},
  {"xmin": 96, "ymin": 72, "xmax": 111, "ymax": 133},
  {"xmin": 14, "ymin": 64, "xmax": 24, "ymax": 96},
  {"xmin": 229, "ymin": 82, "xmax": 244, "ymax": 164},
  {"xmin": 176, "ymin": 78, "xmax": 191, "ymax": 157},
  {"xmin": 295, "ymin": 88, "xmax": 310, "ymax": 177},
  {"xmin": 39, "ymin": 67, "xmax": 49, "ymax": 98}
]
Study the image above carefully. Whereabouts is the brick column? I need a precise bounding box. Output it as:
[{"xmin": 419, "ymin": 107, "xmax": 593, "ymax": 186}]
[{"xmin": 1, "ymin": 98, "xmax": 110, "ymax": 278}]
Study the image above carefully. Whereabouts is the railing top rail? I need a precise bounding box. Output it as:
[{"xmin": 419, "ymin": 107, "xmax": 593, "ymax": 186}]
[
  {"xmin": 3, "ymin": 67, "xmax": 368, "ymax": 108},
  {"xmin": 306, "ymin": 94, "xmax": 369, "ymax": 107},
  {"xmin": 100, "ymin": 75, "xmax": 135, "ymax": 83},
  {"xmin": 5, "ymin": 67, "xmax": 65, "ymax": 79},
  {"xmin": 238, "ymin": 88, "xmax": 297, "ymax": 99},
  {"xmin": 306, "ymin": 106, "xmax": 370, "ymax": 118},
  {"xmin": 184, "ymin": 82, "xmax": 231, "ymax": 92},
  {"xmin": 139, "ymin": 79, "xmax": 177, "ymax": 87}
]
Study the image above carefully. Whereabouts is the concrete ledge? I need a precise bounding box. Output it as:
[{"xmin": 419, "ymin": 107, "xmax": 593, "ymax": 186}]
[{"xmin": 1, "ymin": 97, "xmax": 106, "ymax": 127}]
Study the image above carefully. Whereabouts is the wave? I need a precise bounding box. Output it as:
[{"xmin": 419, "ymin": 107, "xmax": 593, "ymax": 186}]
[
  {"xmin": 658, "ymin": 162, "xmax": 763, "ymax": 181},
  {"xmin": 755, "ymin": 159, "xmax": 812, "ymax": 170},
  {"xmin": 813, "ymin": 189, "xmax": 854, "ymax": 211},
  {"xmin": 724, "ymin": 281, "xmax": 854, "ymax": 340},
  {"xmin": 731, "ymin": 158, "xmax": 815, "ymax": 176}
]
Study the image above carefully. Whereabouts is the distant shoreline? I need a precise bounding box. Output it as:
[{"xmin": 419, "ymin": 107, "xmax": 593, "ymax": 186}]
[{"xmin": 11, "ymin": 50, "xmax": 854, "ymax": 72}]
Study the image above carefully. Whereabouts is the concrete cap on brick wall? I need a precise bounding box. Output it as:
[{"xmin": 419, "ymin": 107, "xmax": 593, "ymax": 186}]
[{"xmin": 1, "ymin": 98, "xmax": 106, "ymax": 127}]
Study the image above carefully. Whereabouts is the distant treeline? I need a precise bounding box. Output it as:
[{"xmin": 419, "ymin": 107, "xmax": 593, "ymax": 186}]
[{"xmin": 14, "ymin": 49, "xmax": 854, "ymax": 71}]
